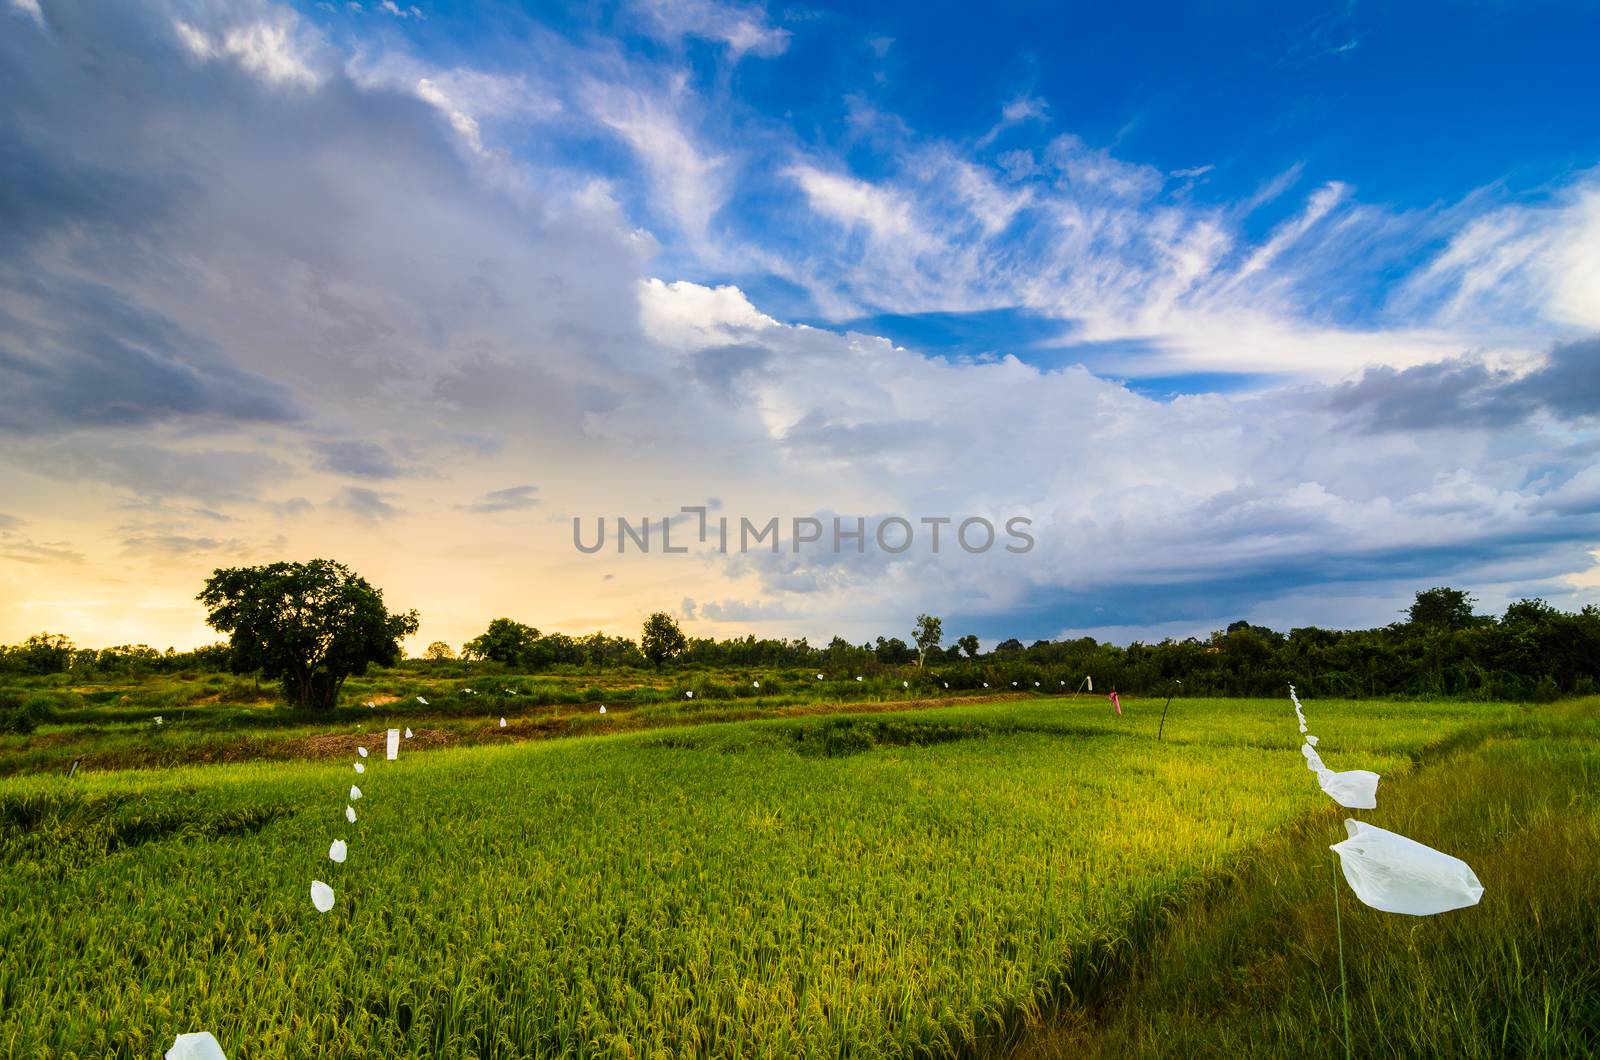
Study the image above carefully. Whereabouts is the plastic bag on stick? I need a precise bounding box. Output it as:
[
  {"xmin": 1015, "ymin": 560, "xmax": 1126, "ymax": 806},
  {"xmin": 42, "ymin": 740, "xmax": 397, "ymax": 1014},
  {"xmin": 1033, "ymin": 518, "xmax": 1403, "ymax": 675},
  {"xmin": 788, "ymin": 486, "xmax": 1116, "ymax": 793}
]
[{"xmin": 1330, "ymin": 820, "xmax": 1484, "ymax": 915}]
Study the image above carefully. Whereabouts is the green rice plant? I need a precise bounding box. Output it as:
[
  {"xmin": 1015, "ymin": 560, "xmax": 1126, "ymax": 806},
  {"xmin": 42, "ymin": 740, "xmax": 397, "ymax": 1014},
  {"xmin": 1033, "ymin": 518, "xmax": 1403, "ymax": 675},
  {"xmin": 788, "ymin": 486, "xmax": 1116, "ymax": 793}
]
[{"xmin": 1, "ymin": 696, "xmax": 1590, "ymax": 1058}]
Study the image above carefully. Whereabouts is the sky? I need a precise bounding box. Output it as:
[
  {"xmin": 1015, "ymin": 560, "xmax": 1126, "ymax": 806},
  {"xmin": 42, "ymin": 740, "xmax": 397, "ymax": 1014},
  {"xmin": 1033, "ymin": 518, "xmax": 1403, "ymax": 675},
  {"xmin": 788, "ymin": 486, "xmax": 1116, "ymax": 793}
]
[{"xmin": 2, "ymin": 0, "xmax": 1599, "ymax": 653}]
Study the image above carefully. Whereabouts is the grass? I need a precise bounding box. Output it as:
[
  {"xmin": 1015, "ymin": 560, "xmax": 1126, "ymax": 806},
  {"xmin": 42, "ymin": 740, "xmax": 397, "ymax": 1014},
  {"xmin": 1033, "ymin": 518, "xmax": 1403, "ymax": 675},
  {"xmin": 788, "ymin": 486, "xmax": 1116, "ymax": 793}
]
[
  {"xmin": 0, "ymin": 668, "xmax": 1037, "ymax": 777},
  {"xmin": 1010, "ymin": 700, "xmax": 1600, "ymax": 1058},
  {"xmin": 0, "ymin": 666, "xmax": 1535, "ymax": 778},
  {"xmin": 0, "ymin": 692, "xmax": 1591, "ymax": 1057}
]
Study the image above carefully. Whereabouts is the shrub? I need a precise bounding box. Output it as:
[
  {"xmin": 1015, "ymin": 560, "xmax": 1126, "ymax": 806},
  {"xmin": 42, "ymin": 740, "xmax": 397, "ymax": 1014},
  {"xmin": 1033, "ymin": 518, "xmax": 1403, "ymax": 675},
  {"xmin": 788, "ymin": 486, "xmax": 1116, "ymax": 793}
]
[{"xmin": 0, "ymin": 691, "xmax": 51, "ymax": 735}]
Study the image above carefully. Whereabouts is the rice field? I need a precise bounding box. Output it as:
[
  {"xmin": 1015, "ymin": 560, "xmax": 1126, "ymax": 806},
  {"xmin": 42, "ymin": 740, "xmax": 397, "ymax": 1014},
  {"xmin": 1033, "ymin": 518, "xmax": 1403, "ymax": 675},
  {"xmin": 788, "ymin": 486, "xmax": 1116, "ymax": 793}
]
[{"xmin": 1, "ymin": 695, "xmax": 1591, "ymax": 1057}]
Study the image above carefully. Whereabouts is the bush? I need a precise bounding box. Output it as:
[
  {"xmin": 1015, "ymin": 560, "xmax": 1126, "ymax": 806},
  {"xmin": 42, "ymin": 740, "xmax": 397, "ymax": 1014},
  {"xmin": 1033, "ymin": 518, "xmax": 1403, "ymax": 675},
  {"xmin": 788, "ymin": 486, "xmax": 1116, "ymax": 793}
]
[{"xmin": 0, "ymin": 690, "xmax": 51, "ymax": 735}]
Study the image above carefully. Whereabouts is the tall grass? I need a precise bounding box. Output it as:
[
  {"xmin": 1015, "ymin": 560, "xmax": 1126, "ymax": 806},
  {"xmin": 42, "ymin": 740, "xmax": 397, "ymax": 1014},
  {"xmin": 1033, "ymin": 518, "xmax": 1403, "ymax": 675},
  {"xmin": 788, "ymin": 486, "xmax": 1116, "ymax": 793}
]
[
  {"xmin": 1011, "ymin": 700, "xmax": 1600, "ymax": 1058},
  {"xmin": 1, "ymin": 697, "xmax": 1590, "ymax": 1056}
]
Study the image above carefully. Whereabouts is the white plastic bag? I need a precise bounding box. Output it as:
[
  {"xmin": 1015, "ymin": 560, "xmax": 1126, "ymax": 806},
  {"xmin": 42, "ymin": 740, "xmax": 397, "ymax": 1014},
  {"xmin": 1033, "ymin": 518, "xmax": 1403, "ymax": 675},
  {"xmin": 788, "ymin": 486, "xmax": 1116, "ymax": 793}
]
[
  {"xmin": 1330, "ymin": 820, "xmax": 1484, "ymax": 915},
  {"xmin": 386, "ymin": 728, "xmax": 399, "ymax": 760},
  {"xmin": 167, "ymin": 1031, "xmax": 228, "ymax": 1060},
  {"xmin": 311, "ymin": 880, "xmax": 335, "ymax": 913},
  {"xmin": 1316, "ymin": 768, "xmax": 1379, "ymax": 809},
  {"xmin": 329, "ymin": 839, "xmax": 347, "ymax": 864},
  {"xmin": 1302, "ymin": 744, "xmax": 1326, "ymax": 772}
]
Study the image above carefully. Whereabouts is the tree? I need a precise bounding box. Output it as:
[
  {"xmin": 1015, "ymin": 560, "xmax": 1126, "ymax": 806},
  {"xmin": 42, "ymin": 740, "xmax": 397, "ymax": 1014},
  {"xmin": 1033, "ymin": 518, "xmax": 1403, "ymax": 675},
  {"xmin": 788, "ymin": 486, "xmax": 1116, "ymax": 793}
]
[
  {"xmin": 462, "ymin": 618, "xmax": 539, "ymax": 666},
  {"xmin": 424, "ymin": 641, "xmax": 456, "ymax": 661},
  {"xmin": 198, "ymin": 560, "xmax": 418, "ymax": 711},
  {"xmin": 957, "ymin": 634, "xmax": 980, "ymax": 659},
  {"xmin": 641, "ymin": 612, "xmax": 687, "ymax": 668},
  {"xmin": 874, "ymin": 636, "xmax": 915, "ymax": 665},
  {"xmin": 1408, "ymin": 587, "xmax": 1478, "ymax": 630},
  {"xmin": 913, "ymin": 614, "xmax": 942, "ymax": 667},
  {"xmin": 995, "ymin": 638, "xmax": 1024, "ymax": 655},
  {"xmin": 1502, "ymin": 598, "xmax": 1556, "ymax": 625},
  {"xmin": 12, "ymin": 633, "xmax": 75, "ymax": 675}
]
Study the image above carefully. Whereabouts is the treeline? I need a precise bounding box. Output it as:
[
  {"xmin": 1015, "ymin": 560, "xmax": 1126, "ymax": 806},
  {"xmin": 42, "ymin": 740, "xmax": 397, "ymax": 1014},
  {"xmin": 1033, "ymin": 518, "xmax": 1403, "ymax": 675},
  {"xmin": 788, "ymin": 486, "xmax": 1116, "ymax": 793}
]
[
  {"xmin": 411, "ymin": 588, "xmax": 1600, "ymax": 701},
  {"xmin": 5, "ymin": 587, "xmax": 1597, "ymax": 702},
  {"xmin": 0, "ymin": 635, "xmax": 230, "ymax": 677}
]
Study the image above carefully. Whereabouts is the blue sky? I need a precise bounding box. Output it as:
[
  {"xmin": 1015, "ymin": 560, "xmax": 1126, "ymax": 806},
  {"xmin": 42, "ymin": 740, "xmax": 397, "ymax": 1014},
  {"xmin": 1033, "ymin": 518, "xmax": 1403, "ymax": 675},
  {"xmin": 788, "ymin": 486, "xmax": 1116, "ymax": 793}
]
[
  {"xmin": 310, "ymin": 0, "xmax": 1600, "ymax": 332},
  {"xmin": 1, "ymin": 0, "xmax": 1598, "ymax": 650}
]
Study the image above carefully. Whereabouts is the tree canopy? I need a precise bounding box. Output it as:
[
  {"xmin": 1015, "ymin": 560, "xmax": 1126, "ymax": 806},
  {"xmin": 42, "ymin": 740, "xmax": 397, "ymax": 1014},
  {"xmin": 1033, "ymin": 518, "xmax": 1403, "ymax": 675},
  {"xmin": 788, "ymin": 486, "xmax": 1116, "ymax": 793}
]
[
  {"xmin": 641, "ymin": 612, "xmax": 687, "ymax": 667},
  {"xmin": 462, "ymin": 618, "xmax": 540, "ymax": 666},
  {"xmin": 197, "ymin": 559, "xmax": 417, "ymax": 711},
  {"xmin": 1408, "ymin": 587, "xmax": 1480, "ymax": 629}
]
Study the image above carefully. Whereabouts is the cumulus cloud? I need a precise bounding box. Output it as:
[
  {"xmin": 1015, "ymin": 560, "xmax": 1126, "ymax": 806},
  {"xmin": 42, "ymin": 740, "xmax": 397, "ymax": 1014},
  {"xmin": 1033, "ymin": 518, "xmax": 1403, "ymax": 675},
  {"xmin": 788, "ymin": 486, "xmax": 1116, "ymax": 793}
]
[
  {"xmin": 0, "ymin": 0, "xmax": 1596, "ymax": 651},
  {"xmin": 1328, "ymin": 337, "xmax": 1600, "ymax": 432},
  {"xmin": 615, "ymin": 279, "xmax": 1600, "ymax": 635},
  {"xmin": 173, "ymin": 14, "xmax": 324, "ymax": 88}
]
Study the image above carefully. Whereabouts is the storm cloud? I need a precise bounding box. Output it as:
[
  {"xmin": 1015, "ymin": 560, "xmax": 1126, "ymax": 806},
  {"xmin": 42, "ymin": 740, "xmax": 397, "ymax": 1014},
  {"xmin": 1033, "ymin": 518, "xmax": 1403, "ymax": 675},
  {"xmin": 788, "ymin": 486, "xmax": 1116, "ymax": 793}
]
[{"xmin": 1329, "ymin": 337, "xmax": 1600, "ymax": 432}]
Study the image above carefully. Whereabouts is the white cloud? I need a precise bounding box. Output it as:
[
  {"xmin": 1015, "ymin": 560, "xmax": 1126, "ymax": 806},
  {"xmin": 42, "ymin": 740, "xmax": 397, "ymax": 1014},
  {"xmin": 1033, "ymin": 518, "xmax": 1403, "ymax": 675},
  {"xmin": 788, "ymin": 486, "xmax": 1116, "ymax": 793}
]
[
  {"xmin": 587, "ymin": 79, "xmax": 730, "ymax": 239},
  {"xmin": 1388, "ymin": 179, "xmax": 1600, "ymax": 338},
  {"xmin": 1046, "ymin": 134, "xmax": 1165, "ymax": 202},
  {"xmin": 3, "ymin": 0, "xmax": 1596, "ymax": 651},
  {"xmin": 346, "ymin": 52, "xmax": 561, "ymax": 159},
  {"xmin": 415, "ymin": 77, "xmax": 483, "ymax": 150},
  {"xmin": 223, "ymin": 22, "xmax": 319, "ymax": 86},
  {"xmin": 173, "ymin": 16, "xmax": 322, "ymax": 88},
  {"xmin": 638, "ymin": 277, "xmax": 776, "ymax": 347},
  {"xmin": 786, "ymin": 164, "xmax": 922, "ymax": 242},
  {"xmin": 976, "ymin": 94, "xmax": 1049, "ymax": 148},
  {"xmin": 609, "ymin": 280, "xmax": 1600, "ymax": 639},
  {"xmin": 9, "ymin": 0, "xmax": 42, "ymax": 27},
  {"xmin": 630, "ymin": 0, "xmax": 790, "ymax": 60}
]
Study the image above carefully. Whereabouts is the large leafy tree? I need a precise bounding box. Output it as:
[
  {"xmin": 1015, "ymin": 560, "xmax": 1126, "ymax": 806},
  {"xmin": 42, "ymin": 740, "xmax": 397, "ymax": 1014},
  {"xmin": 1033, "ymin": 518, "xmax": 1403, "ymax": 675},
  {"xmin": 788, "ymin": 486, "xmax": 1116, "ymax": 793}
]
[
  {"xmin": 640, "ymin": 612, "xmax": 687, "ymax": 668},
  {"xmin": 912, "ymin": 614, "xmax": 942, "ymax": 667},
  {"xmin": 462, "ymin": 618, "xmax": 539, "ymax": 665},
  {"xmin": 198, "ymin": 560, "xmax": 418, "ymax": 711},
  {"xmin": 1408, "ymin": 587, "xmax": 1478, "ymax": 629}
]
